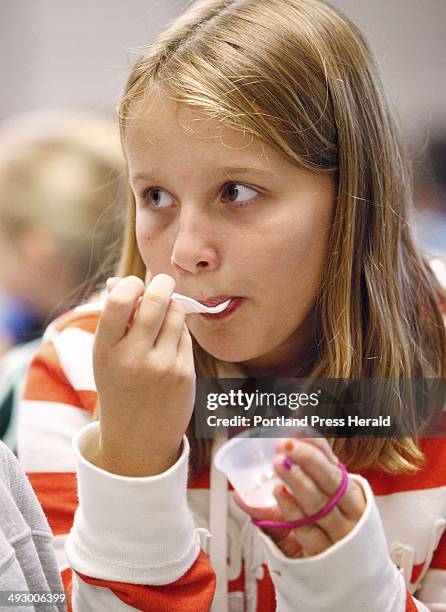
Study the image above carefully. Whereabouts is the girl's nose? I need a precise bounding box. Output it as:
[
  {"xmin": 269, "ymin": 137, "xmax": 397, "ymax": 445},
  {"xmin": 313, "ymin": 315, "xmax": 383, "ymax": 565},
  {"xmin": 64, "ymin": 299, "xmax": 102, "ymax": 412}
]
[{"xmin": 170, "ymin": 211, "xmax": 219, "ymax": 274}]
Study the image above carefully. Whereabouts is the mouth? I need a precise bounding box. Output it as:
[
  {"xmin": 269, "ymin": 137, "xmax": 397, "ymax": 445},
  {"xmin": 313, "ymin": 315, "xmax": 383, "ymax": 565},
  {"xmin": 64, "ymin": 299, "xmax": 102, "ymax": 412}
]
[
  {"xmin": 200, "ymin": 297, "xmax": 245, "ymax": 320},
  {"xmin": 197, "ymin": 295, "xmax": 236, "ymax": 307}
]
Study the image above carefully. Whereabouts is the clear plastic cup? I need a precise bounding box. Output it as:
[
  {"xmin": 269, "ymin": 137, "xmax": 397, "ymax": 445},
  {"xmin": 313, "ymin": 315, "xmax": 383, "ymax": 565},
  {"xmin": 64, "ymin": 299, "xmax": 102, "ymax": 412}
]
[{"xmin": 214, "ymin": 426, "xmax": 312, "ymax": 508}]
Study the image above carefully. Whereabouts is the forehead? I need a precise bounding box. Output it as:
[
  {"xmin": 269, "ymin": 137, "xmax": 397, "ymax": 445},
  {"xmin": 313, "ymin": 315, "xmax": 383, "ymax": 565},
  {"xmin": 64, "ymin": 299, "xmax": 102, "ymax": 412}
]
[{"xmin": 123, "ymin": 92, "xmax": 274, "ymax": 167}]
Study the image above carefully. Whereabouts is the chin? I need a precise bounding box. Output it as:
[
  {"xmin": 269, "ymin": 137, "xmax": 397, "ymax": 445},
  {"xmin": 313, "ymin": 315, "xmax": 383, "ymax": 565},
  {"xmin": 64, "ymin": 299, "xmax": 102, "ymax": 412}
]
[{"xmin": 192, "ymin": 333, "xmax": 257, "ymax": 364}]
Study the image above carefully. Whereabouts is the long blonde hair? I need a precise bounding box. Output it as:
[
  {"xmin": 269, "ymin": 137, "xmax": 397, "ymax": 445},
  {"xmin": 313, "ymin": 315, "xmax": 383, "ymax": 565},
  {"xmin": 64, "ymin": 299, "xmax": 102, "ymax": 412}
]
[{"xmin": 115, "ymin": 0, "xmax": 446, "ymax": 474}]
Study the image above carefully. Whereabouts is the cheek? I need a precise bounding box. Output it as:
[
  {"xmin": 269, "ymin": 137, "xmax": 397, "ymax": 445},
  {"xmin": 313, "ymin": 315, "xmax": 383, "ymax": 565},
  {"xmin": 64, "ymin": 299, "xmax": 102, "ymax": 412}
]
[
  {"xmin": 135, "ymin": 215, "xmax": 173, "ymax": 270},
  {"xmin": 254, "ymin": 219, "xmax": 331, "ymax": 310},
  {"xmin": 135, "ymin": 209, "xmax": 164, "ymax": 243}
]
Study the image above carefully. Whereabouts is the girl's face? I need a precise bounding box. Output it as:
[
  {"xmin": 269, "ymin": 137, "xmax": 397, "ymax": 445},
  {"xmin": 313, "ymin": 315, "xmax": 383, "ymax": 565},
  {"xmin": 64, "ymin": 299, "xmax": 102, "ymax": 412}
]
[{"xmin": 125, "ymin": 95, "xmax": 335, "ymax": 375}]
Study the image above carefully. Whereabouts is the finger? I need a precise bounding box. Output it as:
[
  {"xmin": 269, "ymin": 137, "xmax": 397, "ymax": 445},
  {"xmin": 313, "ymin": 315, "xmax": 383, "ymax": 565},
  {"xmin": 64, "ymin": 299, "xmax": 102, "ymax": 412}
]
[
  {"xmin": 232, "ymin": 490, "xmax": 291, "ymax": 544},
  {"xmin": 278, "ymin": 439, "xmax": 359, "ymax": 519},
  {"xmin": 145, "ymin": 268, "xmax": 153, "ymax": 285},
  {"xmin": 153, "ymin": 301, "xmax": 186, "ymax": 360},
  {"xmin": 106, "ymin": 276, "xmax": 141, "ymax": 330},
  {"xmin": 178, "ymin": 322, "xmax": 194, "ymax": 363},
  {"xmin": 127, "ymin": 274, "xmax": 176, "ymax": 346},
  {"xmin": 274, "ymin": 485, "xmax": 333, "ymax": 556},
  {"xmin": 296, "ymin": 436, "xmax": 338, "ymax": 465},
  {"xmin": 106, "ymin": 277, "xmax": 122, "ymax": 292},
  {"xmin": 275, "ymin": 435, "xmax": 337, "ymax": 465},
  {"xmin": 274, "ymin": 453, "xmax": 351, "ymax": 542},
  {"xmin": 278, "ymin": 440, "xmax": 342, "ymax": 498},
  {"xmin": 97, "ymin": 276, "xmax": 145, "ymax": 347},
  {"xmin": 270, "ymin": 529, "xmax": 305, "ymax": 559}
]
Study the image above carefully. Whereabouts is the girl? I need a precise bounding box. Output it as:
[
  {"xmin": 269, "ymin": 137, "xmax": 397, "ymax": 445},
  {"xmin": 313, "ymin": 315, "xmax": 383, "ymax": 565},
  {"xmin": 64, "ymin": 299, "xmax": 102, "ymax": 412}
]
[{"xmin": 18, "ymin": 0, "xmax": 446, "ymax": 610}]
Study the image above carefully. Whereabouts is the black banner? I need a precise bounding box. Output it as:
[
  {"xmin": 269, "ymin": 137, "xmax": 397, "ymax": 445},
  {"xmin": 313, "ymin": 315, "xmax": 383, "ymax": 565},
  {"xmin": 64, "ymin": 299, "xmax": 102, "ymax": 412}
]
[{"xmin": 192, "ymin": 378, "xmax": 446, "ymax": 438}]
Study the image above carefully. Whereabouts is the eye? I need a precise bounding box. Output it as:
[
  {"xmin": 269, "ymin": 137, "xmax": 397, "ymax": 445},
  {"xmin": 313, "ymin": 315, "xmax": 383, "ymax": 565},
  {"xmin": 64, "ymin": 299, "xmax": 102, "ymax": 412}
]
[
  {"xmin": 222, "ymin": 182, "xmax": 258, "ymax": 207},
  {"xmin": 143, "ymin": 187, "xmax": 174, "ymax": 209}
]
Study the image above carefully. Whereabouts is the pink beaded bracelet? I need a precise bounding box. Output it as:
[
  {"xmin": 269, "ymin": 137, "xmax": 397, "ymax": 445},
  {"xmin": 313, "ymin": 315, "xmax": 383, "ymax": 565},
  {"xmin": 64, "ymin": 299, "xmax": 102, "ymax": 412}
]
[{"xmin": 252, "ymin": 461, "xmax": 349, "ymax": 529}]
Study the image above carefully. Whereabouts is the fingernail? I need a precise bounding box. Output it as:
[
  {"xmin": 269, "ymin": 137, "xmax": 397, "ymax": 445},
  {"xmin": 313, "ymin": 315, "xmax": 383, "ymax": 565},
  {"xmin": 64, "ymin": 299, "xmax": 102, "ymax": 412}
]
[
  {"xmin": 281, "ymin": 485, "xmax": 290, "ymax": 495},
  {"xmin": 149, "ymin": 274, "xmax": 175, "ymax": 292},
  {"xmin": 284, "ymin": 439, "xmax": 295, "ymax": 452},
  {"xmin": 283, "ymin": 457, "xmax": 293, "ymax": 471},
  {"xmin": 106, "ymin": 277, "xmax": 120, "ymax": 291}
]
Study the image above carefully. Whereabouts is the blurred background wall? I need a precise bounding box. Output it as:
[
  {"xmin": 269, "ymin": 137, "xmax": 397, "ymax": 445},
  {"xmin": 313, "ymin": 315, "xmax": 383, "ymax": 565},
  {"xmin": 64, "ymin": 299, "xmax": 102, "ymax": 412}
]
[
  {"xmin": 1, "ymin": 0, "xmax": 444, "ymax": 141},
  {"xmin": 0, "ymin": 0, "xmax": 185, "ymax": 119}
]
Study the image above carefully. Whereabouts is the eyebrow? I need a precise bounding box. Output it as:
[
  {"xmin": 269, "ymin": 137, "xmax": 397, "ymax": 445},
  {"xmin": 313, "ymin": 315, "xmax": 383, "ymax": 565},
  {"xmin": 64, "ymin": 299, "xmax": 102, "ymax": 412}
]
[{"xmin": 130, "ymin": 165, "xmax": 275, "ymax": 182}]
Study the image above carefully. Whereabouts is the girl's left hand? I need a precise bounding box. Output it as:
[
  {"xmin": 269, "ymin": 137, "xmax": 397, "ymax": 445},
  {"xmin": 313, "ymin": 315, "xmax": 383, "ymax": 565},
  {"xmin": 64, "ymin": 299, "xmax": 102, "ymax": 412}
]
[{"xmin": 234, "ymin": 437, "xmax": 366, "ymax": 558}]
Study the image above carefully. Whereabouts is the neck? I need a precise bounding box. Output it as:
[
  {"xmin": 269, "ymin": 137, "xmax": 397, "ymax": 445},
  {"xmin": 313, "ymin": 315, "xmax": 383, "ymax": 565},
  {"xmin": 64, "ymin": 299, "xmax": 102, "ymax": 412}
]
[{"xmin": 237, "ymin": 312, "xmax": 316, "ymax": 379}]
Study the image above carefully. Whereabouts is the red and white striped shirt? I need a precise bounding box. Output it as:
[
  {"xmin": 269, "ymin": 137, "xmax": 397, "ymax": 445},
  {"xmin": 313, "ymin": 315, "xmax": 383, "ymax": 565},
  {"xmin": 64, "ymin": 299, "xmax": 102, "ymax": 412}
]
[{"xmin": 17, "ymin": 266, "xmax": 446, "ymax": 611}]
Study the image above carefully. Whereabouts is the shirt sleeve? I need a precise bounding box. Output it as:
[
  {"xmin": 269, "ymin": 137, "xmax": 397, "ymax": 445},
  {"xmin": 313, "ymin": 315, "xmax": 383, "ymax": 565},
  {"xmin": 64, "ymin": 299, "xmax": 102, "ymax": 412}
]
[
  {"xmin": 17, "ymin": 317, "xmax": 216, "ymax": 611},
  {"xmin": 17, "ymin": 332, "xmax": 92, "ymax": 600},
  {"xmin": 67, "ymin": 422, "xmax": 216, "ymax": 611}
]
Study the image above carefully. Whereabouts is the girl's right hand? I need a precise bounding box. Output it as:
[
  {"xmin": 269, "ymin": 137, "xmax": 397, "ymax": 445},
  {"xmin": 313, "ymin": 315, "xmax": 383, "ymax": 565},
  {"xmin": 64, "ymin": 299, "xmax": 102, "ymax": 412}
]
[{"xmin": 93, "ymin": 274, "xmax": 196, "ymax": 477}]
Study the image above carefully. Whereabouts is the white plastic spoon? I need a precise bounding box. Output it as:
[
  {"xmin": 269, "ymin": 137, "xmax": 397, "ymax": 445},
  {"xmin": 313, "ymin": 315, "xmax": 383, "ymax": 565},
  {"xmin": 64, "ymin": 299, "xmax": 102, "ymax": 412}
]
[
  {"xmin": 171, "ymin": 292, "xmax": 231, "ymax": 314},
  {"xmin": 75, "ymin": 292, "xmax": 231, "ymax": 315}
]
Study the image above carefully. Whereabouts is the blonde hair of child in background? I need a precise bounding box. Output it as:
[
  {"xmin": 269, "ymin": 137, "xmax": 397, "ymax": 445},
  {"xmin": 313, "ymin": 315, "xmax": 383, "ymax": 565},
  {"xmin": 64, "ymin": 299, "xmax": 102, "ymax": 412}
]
[
  {"xmin": 0, "ymin": 108, "xmax": 126, "ymax": 345},
  {"xmin": 0, "ymin": 109, "xmax": 126, "ymax": 449}
]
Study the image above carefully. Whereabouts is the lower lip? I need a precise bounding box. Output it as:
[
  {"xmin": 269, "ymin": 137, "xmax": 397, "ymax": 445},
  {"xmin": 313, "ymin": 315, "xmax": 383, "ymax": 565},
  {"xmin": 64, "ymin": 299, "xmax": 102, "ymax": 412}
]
[{"xmin": 200, "ymin": 297, "xmax": 245, "ymax": 320}]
